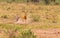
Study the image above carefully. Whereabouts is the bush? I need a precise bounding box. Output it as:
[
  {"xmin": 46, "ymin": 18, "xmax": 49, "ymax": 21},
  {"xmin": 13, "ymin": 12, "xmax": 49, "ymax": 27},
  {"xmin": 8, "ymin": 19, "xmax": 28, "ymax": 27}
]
[
  {"xmin": 20, "ymin": 30, "xmax": 36, "ymax": 38},
  {"xmin": 1, "ymin": 15, "xmax": 8, "ymax": 19}
]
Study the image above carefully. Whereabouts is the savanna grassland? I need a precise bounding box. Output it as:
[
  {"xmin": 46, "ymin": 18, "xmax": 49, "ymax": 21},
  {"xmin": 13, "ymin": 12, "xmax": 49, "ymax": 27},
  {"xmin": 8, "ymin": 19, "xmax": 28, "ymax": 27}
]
[{"xmin": 0, "ymin": 1, "xmax": 60, "ymax": 38}]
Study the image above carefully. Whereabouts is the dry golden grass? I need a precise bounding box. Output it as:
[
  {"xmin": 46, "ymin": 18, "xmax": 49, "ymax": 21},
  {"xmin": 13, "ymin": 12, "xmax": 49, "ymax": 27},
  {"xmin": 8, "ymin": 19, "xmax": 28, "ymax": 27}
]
[
  {"xmin": 0, "ymin": 2, "xmax": 60, "ymax": 25},
  {"xmin": 0, "ymin": 2, "xmax": 60, "ymax": 38}
]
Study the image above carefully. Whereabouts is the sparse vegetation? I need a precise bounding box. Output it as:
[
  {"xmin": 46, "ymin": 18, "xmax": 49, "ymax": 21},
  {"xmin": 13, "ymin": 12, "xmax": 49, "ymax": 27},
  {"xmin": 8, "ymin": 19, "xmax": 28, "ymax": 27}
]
[
  {"xmin": 31, "ymin": 15, "xmax": 40, "ymax": 22},
  {"xmin": 1, "ymin": 15, "xmax": 8, "ymax": 19},
  {"xmin": 0, "ymin": 24, "xmax": 37, "ymax": 38},
  {"xmin": 20, "ymin": 30, "xmax": 36, "ymax": 38},
  {"xmin": 0, "ymin": 0, "xmax": 60, "ymax": 38}
]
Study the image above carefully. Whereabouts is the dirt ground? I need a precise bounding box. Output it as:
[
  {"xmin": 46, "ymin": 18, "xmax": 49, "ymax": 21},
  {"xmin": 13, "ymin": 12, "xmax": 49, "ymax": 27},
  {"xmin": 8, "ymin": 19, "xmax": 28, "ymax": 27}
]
[{"xmin": 32, "ymin": 28, "xmax": 60, "ymax": 38}]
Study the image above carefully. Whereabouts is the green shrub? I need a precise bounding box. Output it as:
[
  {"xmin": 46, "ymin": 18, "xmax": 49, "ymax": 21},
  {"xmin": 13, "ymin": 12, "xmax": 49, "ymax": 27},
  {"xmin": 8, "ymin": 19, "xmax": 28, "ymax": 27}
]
[{"xmin": 20, "ymin": 30, "xmax": 36, "ymax": 38}]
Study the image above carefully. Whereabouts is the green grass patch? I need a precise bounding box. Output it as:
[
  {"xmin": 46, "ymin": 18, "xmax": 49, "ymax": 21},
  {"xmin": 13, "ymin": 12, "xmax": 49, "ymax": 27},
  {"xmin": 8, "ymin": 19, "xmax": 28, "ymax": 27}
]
[{"xmin": 0, "ymin": 24, "xmax": 60, "ymax": 30}]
